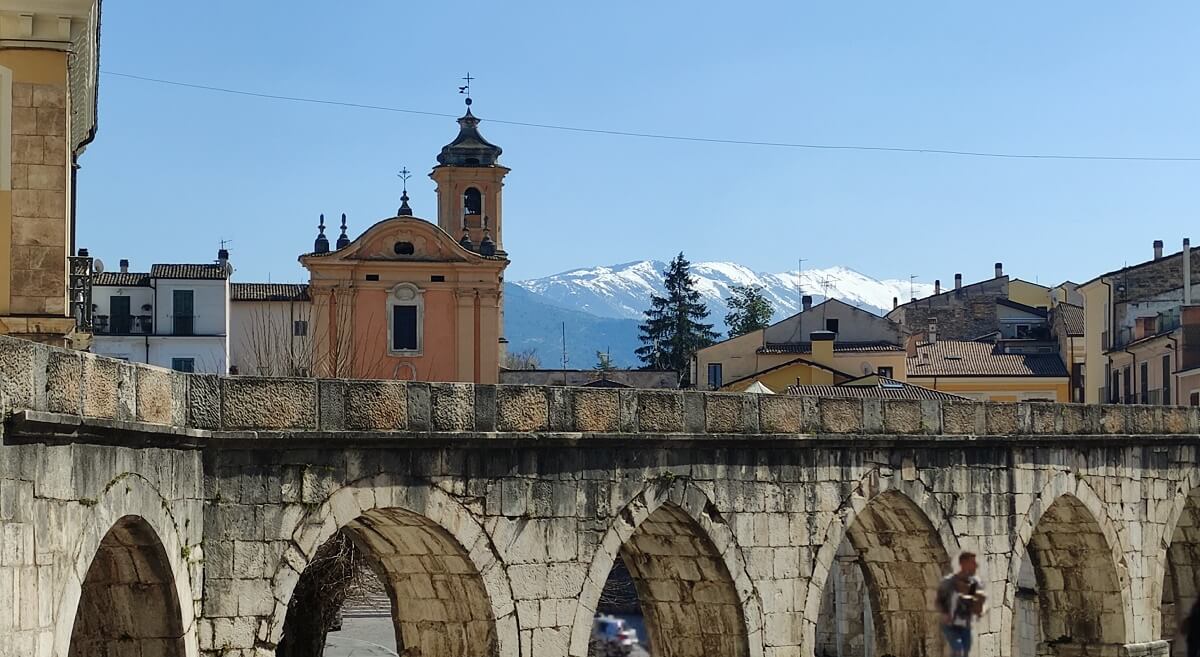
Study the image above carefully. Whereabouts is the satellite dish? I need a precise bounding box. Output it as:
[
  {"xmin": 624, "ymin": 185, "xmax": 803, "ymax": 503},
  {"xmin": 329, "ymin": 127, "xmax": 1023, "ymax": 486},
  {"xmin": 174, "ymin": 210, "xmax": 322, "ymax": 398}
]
[
  {"xmin": 93, "ymin": 259, "xmax": 104, "ymax": 274},
  {"xmin": 223, "ymin": 260, "xmax": 234, "ymax": 276}
]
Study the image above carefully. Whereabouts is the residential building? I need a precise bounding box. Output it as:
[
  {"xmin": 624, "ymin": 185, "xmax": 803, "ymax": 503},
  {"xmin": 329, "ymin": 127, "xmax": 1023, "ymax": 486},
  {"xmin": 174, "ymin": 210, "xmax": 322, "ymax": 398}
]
[
  {"xmin": 90, "ymin": 252, "xmax": 232, "ymax": 373},
  {"xmin": 0, "ymin": 1, "xmax": 101, "ymax": 347},
  {"xmin": 1080, "ymin": 238, "xmax": 1199, "ymax": 405},
  {"xmin": 906, "ymin": 337, "xmax": 1069, "ymax": 401},
  {"xmin": 229, "ymin": 283, "xmax": 311, "ymax": 376},
  {"xmin": 499, "ymin": 369, "xmax": 678, "ymax": 389},
  {"xmin": 300, "ymin": 100, "xmax": 508, "ymax": 382},
  {"xmin": 787, "ymin": 373, "xmax": 967, "ymax": 401},
  {"xmin": 1050, "ymin": 303, "xmax": 1086, "ymax": 402},
  {"xmin": 692, "ymin": 297, "xmax": 905, "ymax": 392},
  {"xmin": 887, "ymin": 263, "xmax": 1055, "ymax": 341}
]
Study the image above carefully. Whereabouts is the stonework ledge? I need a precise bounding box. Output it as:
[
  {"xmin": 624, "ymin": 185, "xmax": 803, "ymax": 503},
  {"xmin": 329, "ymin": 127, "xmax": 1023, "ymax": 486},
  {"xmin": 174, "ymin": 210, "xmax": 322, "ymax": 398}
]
[{"xmin": 1, "ymin": 334, "xmax": 1199, "ymax": 441}]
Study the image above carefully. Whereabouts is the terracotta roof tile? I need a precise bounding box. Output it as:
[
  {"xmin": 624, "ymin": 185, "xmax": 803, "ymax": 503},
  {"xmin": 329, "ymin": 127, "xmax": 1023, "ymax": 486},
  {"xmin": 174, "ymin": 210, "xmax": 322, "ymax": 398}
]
[
  {"xmin": 1053, "ymin": 303, "xmax": 1085, "ymax": 336},
  {"xmin": 231, "ymin": 283, "xmax": 310, "ymax": 302},
  {"xmin": 758, "ymin": 341, "xmax": 902, "ymax": 355},
  {"xmin": 786, "ymin": 377, "xmax": 968, "ymax": 401},
  {"xmin": 93, "ymin": 272, "xmax": 151, "ymax": 287},
  {"xmin": 907, "ymin": 339, "xmax": 1067, "ymax": 377},
  {"xmin": 149, "ymin": 264, "xmax": 228, "ymax": 280}
]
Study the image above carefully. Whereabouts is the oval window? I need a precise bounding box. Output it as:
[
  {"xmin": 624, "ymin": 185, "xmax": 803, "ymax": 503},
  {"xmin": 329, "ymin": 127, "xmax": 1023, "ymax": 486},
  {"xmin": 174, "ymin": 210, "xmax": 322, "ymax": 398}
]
[{"xmin": 394, "ymin": 241, "xmax": 415, "ymax": 255}]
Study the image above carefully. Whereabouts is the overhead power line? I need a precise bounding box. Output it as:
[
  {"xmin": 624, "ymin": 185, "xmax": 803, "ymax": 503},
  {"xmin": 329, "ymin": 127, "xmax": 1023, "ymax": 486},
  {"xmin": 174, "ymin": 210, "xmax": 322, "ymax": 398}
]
[{"xmin": 100, "ymin": 70, "xmax": 1200, "ymax": 163}]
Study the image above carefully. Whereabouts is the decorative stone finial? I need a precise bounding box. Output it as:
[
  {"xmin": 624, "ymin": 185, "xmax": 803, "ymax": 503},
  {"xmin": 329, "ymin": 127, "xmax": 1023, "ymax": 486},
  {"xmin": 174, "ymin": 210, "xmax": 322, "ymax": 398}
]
[
  {"xmin": 336, "ymin": 213, "xmax": 350, "ymax": 249},
  {"xmin": 314, "ymin": 214, "xmax": 330, "ymax": 254}
]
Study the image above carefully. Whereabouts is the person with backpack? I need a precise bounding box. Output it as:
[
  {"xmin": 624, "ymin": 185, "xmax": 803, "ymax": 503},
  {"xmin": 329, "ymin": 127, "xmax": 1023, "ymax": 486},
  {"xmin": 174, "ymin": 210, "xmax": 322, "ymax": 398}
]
[{"xmin": 936, "ymin": 551, "xmax": 986, "ymax": 657}]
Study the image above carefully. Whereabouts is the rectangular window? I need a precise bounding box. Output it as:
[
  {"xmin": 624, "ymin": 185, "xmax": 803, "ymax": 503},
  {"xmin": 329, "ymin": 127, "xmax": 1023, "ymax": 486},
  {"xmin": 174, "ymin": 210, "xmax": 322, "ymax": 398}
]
[
  {"xmin": 1192, "ymin": 392, "xmax": 1200, "ymax": 407},
  {"xmin": 171, "ymin": 358, "xmax": 195, "ymax": 373},
  {"xmin": 293, "ymin": 320, "xmax": 308, "ymax": 337},
  {"xmin": 172, "ymin": 290, "xmax": 194, "ymax": 335},
  {"xmin": 707, "ymin": 363, "xmax": 723, "ymax": 390},
  {"xmin": 1015, "ymin": 324, "xmax": 1031, "ymax": 339},
  {"xmin": 1071, "ymin": 363, "xmax": 1085, "ymax": 403},
  {"xmin": 1140, "ymin": 362, "xmax": 1149, "ymax": 404},
  {"xmin": 825, "ymin": 318, "xmax": 839, "ymax": 333},
  {"xmin": 109, "ymin": 295, "xmax": 131, "ymax": 334},
  {"xmin": 366, "ymin": 274, "xmax": 380, "ymax": 281},
  {"xmin": 431, "ymin": 275, "xmax": 446, "ymax": 282},
  {"xmin": 1163, "ymin": 355, "xmax": 1172, "ymax": 405},
  {"xmin": 877, "ymin": 366, "xmax": 894, "ymax": 378},
  {"xmin": 392, "ymin": 305, "xmax": 418, "ymax": 351}
]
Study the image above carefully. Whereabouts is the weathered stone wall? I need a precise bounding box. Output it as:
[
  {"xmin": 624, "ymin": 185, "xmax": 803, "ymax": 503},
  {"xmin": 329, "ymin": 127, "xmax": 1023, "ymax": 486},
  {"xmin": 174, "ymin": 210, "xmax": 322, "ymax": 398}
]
[
  {"xmin": 0, "ymin": 442, "xmax": 202, "ymax": 657},
  {"xmin": 4, "ymin": 335, "xmax": 1200, "ymax": 657},
  {"xmin": 888, "ymin": 278, "xmax": 1008, "ymax": 340}
]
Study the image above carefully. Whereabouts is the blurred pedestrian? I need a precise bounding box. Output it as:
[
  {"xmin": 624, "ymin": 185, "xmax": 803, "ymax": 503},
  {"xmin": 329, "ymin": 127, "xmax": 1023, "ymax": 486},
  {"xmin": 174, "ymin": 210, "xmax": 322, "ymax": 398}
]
[{"xmin": 936, "ymin": 551, "xmax": 986, "ymax": 657}]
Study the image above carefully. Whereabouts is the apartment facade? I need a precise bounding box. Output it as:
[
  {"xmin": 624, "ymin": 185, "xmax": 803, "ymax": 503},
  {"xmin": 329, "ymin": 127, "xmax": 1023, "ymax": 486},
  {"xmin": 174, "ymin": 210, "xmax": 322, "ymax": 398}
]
[
  {"xmin": 1080, "ymin": 238, "xmax": 1199, "ymax": 405},
  {"xmin": 90, "ymin": 253, "xmax": 231, "ymax": 373}
]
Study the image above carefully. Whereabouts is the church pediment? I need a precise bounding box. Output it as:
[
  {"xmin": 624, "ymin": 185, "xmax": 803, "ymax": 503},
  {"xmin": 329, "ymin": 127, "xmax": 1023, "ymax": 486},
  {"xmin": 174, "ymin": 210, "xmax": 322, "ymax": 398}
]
[{"xmin": 302, "ymin": 216, "xmax": 491, "ymax": 265}]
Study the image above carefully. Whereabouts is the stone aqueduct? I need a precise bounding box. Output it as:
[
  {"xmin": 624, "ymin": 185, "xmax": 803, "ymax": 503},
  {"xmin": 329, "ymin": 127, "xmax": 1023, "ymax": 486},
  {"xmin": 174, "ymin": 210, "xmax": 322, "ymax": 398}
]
[{"xmin": 2, "ymin": 336, "xmax": 1200, "ymax": 657}]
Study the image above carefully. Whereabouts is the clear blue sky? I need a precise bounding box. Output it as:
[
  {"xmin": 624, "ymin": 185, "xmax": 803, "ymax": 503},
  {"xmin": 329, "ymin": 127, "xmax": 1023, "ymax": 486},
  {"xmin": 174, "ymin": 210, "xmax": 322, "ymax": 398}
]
[{"xmin": 78, "ymin": 2, "xmax": 1200, "ymax": 286}]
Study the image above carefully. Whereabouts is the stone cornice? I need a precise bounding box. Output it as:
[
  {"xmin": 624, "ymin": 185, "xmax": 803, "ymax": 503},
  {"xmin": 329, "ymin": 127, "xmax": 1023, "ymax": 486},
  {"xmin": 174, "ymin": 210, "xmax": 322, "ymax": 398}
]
[{"xmin": 0, "ymin": 0, "xmax": 95, "ymax": 45}]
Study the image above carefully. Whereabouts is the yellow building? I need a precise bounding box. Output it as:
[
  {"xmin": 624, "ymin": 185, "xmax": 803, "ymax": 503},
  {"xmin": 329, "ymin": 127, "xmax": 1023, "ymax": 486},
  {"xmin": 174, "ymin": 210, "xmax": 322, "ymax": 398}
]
[
  {"xmin": 1008, "ymin": 278, "xmax": 1053, "ymax": 310},
  {"xmin": 1079, "ymin": 238, "xmax": 1199, "ymax": 404},
  {"xmin": 717, "ymin": 330, "xmax": 907, "ymax": 393},
  {"xmin": 0, "ymin": 1, "xmax": 100, "ymax": 347},
  {"xmin": 906, "ymin": 338, "xmax": 1069, "ymax": 402},
  {"xmin": 694, "ymin": 297, "xmax": 905, "ymax": 390},
  {"xmin": 1050, "ymin": 303, "xmax": 1085, "ymax": 402}
]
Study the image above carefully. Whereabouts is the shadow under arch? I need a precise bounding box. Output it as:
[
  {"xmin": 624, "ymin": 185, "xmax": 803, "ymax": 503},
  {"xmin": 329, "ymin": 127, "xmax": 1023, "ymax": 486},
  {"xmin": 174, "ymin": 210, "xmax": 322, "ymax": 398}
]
[
  {"xmin": 803, "ymin": 475, "xmax": 960, "ymax": 657},
  {"xmin": 568, "ymin": 480, "xmax": 764, "ymax": 657},
  {"xmin": 67, "ymin": 515, "xmax": 188, "ymax": 656},
  {"xmin": 1153, "ymin": 473, "xmax": 1200, "ymax": 654},
  {"xmin": 268, "ymin": 472, "xmax": 518, "ymax": 657},
  {"xmin": 811, "ymin": 480, "xmax": 957, "ymax": 657},
  {"xmin": 53, "ymin": 473, "xmax": 196, "ymax": 657},
  {"xmin": 1005, "ymin": 475, "xmax": 1132, "ymax": 656}
]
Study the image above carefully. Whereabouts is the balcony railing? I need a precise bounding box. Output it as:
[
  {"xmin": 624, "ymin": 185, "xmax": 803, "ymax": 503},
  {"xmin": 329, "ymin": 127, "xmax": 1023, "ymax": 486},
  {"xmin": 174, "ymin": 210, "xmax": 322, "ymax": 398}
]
[{"xmin": 93, "ymin": 314, "xmax": 153, "ymax": 335}]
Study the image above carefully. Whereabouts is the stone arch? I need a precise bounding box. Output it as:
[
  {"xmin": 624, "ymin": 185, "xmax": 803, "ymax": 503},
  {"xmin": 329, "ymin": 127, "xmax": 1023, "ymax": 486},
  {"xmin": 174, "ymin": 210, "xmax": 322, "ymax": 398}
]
[
  {"xmin": 803, "ymin": 475, "xmax": 960, "ymax": 657},
  {"xmin": 568, "ymin": 480, "xmax": 764, "ymax": 657},
  {"xmin": 1153, "ymin": 471, "xmax": 1200, "ymax": 654},
  {"xmin": 268, "ymin": 472, "xmax": 518, "ymax": 657},
  {"xmin": 53, "ymin": 474, "xmax": 196, "ymax": 657},
  {"xmin": 1005, "ymin": 476, "xmax": 1132, "ymax": 656}
]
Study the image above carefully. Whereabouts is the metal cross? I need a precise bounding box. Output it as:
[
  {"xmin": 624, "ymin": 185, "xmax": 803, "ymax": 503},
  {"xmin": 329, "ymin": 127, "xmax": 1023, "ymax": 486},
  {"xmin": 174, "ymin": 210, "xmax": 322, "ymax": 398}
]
[
  {"xmin": 459, "ymin": 72, "xmax": 473, "ymax": 97},
  {"xmin": 397, "ymin": 167, "xmax": 411, "ymax": 193}
]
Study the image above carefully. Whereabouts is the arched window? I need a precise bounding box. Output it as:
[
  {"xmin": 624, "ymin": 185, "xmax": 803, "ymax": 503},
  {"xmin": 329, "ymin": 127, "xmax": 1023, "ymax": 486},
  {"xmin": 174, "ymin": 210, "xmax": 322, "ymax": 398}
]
[
  {"xmin": 463, "ymin": 187, "xmax": 482, "ymax": 216},
  {"xmin": 388, "ymin": 283, "xmax": 424, "ymax": 355}
]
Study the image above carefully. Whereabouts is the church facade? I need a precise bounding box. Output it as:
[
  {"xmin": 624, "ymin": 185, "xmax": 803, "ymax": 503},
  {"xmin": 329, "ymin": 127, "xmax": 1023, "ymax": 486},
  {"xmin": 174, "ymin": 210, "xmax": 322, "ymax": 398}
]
[{"xmin": 299, "ymin": 102, "xmax": 509, "ymax": 383}]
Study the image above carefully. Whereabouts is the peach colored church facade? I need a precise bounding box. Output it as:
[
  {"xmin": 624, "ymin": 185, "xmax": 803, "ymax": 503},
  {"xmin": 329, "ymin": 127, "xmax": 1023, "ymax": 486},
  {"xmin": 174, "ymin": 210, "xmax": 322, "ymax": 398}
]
[{"xmin": 300, "ymin": 104, "xmax": 509, "ymax": 383}]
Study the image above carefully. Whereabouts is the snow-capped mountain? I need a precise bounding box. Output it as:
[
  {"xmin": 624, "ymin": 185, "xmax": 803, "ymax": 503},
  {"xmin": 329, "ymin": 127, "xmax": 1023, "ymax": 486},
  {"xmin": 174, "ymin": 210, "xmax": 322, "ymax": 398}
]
[{"xmin": 515, "ymin": 260, "xmax": 936, "ymax": 322}]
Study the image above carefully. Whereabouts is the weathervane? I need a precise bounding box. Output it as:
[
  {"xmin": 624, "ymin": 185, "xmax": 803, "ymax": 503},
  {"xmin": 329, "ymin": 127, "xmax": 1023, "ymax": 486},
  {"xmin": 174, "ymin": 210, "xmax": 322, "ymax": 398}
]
[{"xmin": 458, "ymin": 72, "xmax": 474, "ymax": 106}]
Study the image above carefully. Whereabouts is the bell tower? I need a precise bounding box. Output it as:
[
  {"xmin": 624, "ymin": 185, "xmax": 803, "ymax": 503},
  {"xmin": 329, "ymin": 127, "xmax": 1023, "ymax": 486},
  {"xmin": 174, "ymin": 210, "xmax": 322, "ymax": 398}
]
[{"xmin": 430, "ymin": 83, "xmax": 509, "ymax": 256}]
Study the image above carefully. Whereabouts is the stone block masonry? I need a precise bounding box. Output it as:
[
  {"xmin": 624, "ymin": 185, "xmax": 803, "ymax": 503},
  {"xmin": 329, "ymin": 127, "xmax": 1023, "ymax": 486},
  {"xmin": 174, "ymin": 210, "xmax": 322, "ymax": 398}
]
[{"xmin": 0, "ymin": 334, "xmax": 1199, "ymax": 657}]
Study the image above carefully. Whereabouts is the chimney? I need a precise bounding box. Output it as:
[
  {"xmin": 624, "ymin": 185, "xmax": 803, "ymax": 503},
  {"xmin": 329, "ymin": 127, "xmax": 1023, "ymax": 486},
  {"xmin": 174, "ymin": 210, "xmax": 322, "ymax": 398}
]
[
  {"xmin": 934, "ymin": 279, "xmax": 941, "ymax": 295},
  {"xmin": 1154, "ymin": 239, "xmax": 1164, "ymax": 260},
  {"xmin": 892, "ymin": 296, "xmax": 898, "ymax": 310},
  {"xmin": 217, "ymin": 248, "xmax": 230, "ymax": 274},
  {"xmin": 905, "ymin": 333, "xmax": 920, "ymax": 358},
  {"xmin": 801, "ymin": 295, "xmax": 812, "ymax": 312},
  {"xmin": 927, "ymin": 319, "xmax": 938, "ymax": 344},
  {"xmin": 119, "ymin": 259, "xmax": 129, "ymax": 274},
  {"xmin": 954, "ymin": 273, "xmax": 962, "ymax": 290},
  {"xmin": 994, "ymin": 262, "xmax": 1004, "ymax": 278},
  {"xmin": 1185, "ymin": 238, "xmax": 1193, "ymax": 305},
  {"xmin": 809, "ymin": 330, "xmax": 835, "ymax": 368}
]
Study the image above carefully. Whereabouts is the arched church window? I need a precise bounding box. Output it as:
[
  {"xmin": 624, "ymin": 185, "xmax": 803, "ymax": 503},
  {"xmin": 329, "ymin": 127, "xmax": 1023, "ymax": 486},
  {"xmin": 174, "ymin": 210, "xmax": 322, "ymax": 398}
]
[
  {"xmin": 394, "ymin": 241, "xmax": 415, "ymax": 255},
  {"xmin": 388, "ymin": 283, "xmax": 424, "ymax": 355},
  {"xmin": 463, "ymin": 187, "xmax": 482, "ymax": 216}
]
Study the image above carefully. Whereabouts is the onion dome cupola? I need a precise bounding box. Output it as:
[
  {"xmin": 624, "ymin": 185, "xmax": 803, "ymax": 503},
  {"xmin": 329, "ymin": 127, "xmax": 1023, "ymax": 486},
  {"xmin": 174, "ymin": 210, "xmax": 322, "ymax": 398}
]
[
  {"xmin": 436, "ymin": 103, "xmax": 503, "ymax": 167},
  {"xmin": 335, "ymin": 213, "xmax": 351, "ymax": 249},
  {"xmin": 314, "ymin": 214, "xmax": 330, "ymax": 254}
]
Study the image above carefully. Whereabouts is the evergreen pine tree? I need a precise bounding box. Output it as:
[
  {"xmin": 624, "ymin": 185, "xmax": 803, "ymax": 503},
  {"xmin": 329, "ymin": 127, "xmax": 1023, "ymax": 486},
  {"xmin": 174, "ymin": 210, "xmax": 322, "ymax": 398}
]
[
  {"xmin": 636, "ymin": 253, "xmax": 720, "ymax": 382},
  {"xmin": 724, "ymin": 284, "xmax": 774, "ymax": 337}
]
